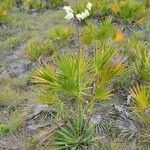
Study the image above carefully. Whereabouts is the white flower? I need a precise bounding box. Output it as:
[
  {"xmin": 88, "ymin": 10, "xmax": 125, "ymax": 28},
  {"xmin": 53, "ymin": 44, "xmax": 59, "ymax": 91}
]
[
  {"xmin": 76, "ymin": 9, "xmax": 90, "ymax": 21},
  {"xmin": 63, "ymin": 3, "xmax": 92, "ymax": 21},
  {"xmin": 84, "ymin": 9, "xmax": 90, "ymax": 16},
  {"xmin": 63, "ymin": 6, "xmax": 74, "ymax": 20},
  {"xmin": 76, "ymin": 14, "xmax": 82, "ymax": 21},
  {"xmin": 87, "ymin": 2, "xmax": 92, "ymax": 11},
  {"xmin": 65, "ymin": 12, "xmax": 74, "ymax": 20},
  {"xmin": 63, "ymin": 6, "xmax": 73, "ymax": 13}
]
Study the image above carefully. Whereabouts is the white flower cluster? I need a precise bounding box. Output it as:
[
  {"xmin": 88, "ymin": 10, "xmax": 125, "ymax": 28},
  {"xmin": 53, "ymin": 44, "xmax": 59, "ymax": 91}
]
[
  {"xmin": 63, "ymin": 6, "xmax": 74, "ymax": 20},
  {"xmin": 63, "ymin": 2, "xmax": 93, "ymax": 21}
]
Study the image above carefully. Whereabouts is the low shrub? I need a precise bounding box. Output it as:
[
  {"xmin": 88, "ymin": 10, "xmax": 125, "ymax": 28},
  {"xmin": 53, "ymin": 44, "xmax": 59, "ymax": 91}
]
[
  {"xmin": 130, "ymin": 84, "xmax": 150, "ymax": 128},
  {"xmin": 134, "ymin": 48, "xmax": 150, "ymax": 83},
  {"xmin": 26, "ymin": 39, "xmax": 54, "ymax": 61},
  {"xmin": 46, "ymin": 0, "xmax": 64, "ymax": 8},
  {"xmin": 82, "ymin": 19, "xmax": 116, "ymax": 45},
  {"xmin": 0, "ymin": 123, "xmax": 9, "ymax": 135},
  {"xmin": 22, "ymin": 0, "xmax": 65, "ymax": 10},
  {"xmin": 0, "ymin": 0, "xmax": 14, "ymax": 23},
  {"xmin": 8, "ymin": 109, "xmax": 27, "ymax": 132},
  {"xmin": 0, "ymin": 86, "xmax": 25, "ymax": 106},
  {"xmin": 48, "ymin": 25, "xmax": 72, "ymax": 43},
  {"xmin": 73, "ymin": 0, "xmax": 111, "ymax": 16},
  {"xmin": 112, "ymin": 0, "xmax": 145, "ymax": 23},
  {"xmin": 49, "ymin": 25, "xmax": 73, "ymax": 43},
  {"xmin": 22, "ymin": 0, "xmax": 46, "ymax": 11}
]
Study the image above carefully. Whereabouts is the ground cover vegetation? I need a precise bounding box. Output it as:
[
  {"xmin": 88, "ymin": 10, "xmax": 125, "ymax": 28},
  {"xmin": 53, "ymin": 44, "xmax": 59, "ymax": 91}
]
[{"xmin": 0, "ymin": 0, "xmax": 150, "ymax": 149}]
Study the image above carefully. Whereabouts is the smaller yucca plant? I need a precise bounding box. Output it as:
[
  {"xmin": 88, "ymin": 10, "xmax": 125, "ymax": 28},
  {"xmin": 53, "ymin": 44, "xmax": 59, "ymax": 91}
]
[
  {"xmin": 53, "ymin": 109, "xmax": 99, "ymax": 149},
  {"xmin": 130, "ymin": 84, "xmax": 150, "ymax": 128},
  {"xmin": 49, "ymin": 25, "xmax": 73, "ymax": 43}
]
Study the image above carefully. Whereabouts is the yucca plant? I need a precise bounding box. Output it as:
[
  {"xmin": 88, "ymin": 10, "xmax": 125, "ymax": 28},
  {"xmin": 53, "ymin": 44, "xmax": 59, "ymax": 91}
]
[
  {"xmin": 53, "ymin": 109, "xmax": 100, "ymax": 149},
  {"xmin": 130, "ymin": 84, "xmax": 150, "ymax": 128},
  {"xmin": 49, "ymin": 25, "xmax": 73, "ymax": 43}
]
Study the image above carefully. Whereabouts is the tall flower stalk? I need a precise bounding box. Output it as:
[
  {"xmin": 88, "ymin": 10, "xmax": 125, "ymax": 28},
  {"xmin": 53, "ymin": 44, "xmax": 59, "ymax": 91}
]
[{"xmin": 63, "ymin": 2, "xmax": 93, "ymax": 109}]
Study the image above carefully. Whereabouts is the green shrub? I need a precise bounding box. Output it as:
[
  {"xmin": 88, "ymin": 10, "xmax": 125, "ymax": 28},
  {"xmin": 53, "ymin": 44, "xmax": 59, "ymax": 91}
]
[
  {"xmin": 134, "ymin": 49, "xmax": 150, "ymax": 83},
  {"xmin": 26, "ymin": 39, "xmax": 54, "ymax": 61},
  {"xmin": 130, "ymin": 84, "xmax": 150, "ymax": 128},
  {"xmin": 22, "ymin": 0, "xmax": 64, "ymax": 10},
  {"xmin": 0, "ymin": 123, "xmax": 9, "ymax": 135},
  {"xmin": 8, "ymin": 109, "xmax": 27, "ymax": 132},
  {"xmin": 82, "ymin": 19, "xmax": 116, "ymax": 44},
  {"xmin": 0, "ymin": 0, "xmax": 14, "ymax": 23},
  {"xmin": 73, "ymin": 0, "xmax": 111, "ymax": 16},
  {"xmin": 0, "ymin": 36, "xmax": 22, "ymax": 50},
  {"xmin": 0, "ymin": 110, "xmax": 26, "ymax": 134},
  {"xmin": 116, "ymin": 70, "xmax": 132, "ymax": 86},
  {"xmin": 112, "ymin": 0, "xmax": 145, "ymax": 22},
  {"xmin": 130, "ymin": 40, "xmax": 150, "ymax": 83},
  {"xmin": 91, "ymin": 0, "xmax": 111, "ymax": 15},
  {"xmin": 0, "ymin": 86, "xmax": 25, "ymax": 106},
  {"xmin": 49, "ymin": 25, "xmax": 72, "ymax": 43},
  {"xmin": 46, "ymin": 0, "xmax": 64, "ymax": 8},
  {"xmin": 22, "ymin": 0, "xmax": 46, "ymax": 10}
]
